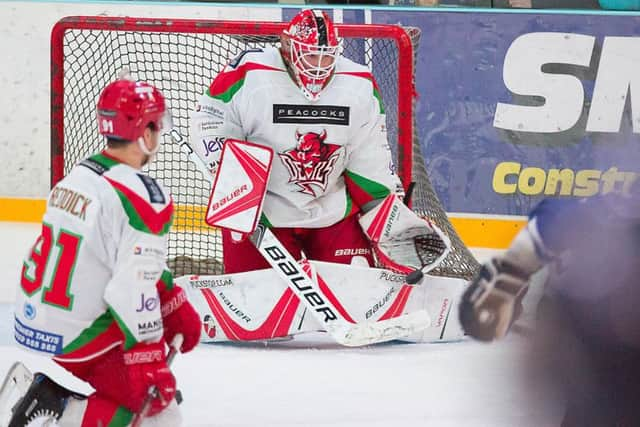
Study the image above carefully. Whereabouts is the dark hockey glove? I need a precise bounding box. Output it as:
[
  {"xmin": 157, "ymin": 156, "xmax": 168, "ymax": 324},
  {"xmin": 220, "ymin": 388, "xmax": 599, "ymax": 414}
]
[{"xmin": 459, "ymin": 257, "xmax": 530, "ymax": 341}]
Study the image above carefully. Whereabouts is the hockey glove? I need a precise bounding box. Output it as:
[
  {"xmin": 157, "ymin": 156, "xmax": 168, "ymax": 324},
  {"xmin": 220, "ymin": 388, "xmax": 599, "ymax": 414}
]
[
  {"xmin": 459, "ymin": 225, "xmax": 551, "ymax": 341},
  {"xmin": 123, "ymin": 341, "xmax": 176, "ymax": 417},
  {"xmin": 159, "ymin": 284, "xmax": 201, "ymax": 353},
  {"xmin": 358, "ymin": 194, "xmax": 450, "ymax": 281},
  {"xmin": 459, "ymin": 257, "xmax": 530, "ymax": 341}
]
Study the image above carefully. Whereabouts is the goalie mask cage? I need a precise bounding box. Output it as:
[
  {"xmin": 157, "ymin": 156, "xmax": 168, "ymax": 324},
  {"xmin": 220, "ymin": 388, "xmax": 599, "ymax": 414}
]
[{"xmin": 51, "ymin": 16, "xmax": 479, "ymax": 280}]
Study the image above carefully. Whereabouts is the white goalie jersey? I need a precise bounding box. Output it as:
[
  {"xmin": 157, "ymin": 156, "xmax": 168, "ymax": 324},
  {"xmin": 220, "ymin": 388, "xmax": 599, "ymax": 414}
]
[
  {"xmin": 190, "ymin": 46, "xmax": 402, "ymax": 228},
  {"xmin": 15, "ymin": 153, "xmax": 173, "ymax": 360}
]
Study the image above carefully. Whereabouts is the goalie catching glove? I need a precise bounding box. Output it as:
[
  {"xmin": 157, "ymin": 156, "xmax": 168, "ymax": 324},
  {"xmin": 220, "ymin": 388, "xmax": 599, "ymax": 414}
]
[
  {"xmin": 358, "ymin": 194, "xmax": 451, "ymax": 282},
  {"xmin": 459, "ymin": 225, "xmax": 547, "ymax": 341},
  {"xmin": 459, "ymin": 257, "xmax": 531, "ymax": 341}
]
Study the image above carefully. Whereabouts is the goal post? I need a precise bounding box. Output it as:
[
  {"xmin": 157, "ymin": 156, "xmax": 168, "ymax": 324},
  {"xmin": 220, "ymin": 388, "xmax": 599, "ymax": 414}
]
[{"xmin": 50, "ymin": 15, "xmax": 479, "ymax": 280}]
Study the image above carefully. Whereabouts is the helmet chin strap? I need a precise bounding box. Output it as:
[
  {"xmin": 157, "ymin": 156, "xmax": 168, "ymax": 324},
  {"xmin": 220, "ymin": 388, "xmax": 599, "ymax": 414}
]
[{"xmin": 137, "ymin": 136, "xmax": 160, "ymax": 156}]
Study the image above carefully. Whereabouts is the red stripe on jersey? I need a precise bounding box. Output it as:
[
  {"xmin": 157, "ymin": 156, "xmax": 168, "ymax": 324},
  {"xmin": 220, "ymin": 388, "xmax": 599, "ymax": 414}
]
[
  {"xmin": 104, "ymin": 177, "xmax": 173, "ymax": 235},
  {"xmin": 343, "ymin": 174, "xmax": 375, "ymax": 208},
  {"xmin": 209, "ymin": 62, "xmax": 284, "ymax": 97},
  {"xmin": 54, "ymin": 321, "xmax": 122, "ymax": 362}
]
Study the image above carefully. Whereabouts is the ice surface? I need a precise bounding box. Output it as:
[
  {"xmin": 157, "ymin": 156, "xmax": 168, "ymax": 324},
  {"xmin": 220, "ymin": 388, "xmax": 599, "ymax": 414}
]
[{"xmin": 0, "ymin": 223, "xmax": 562, "ymax": 426}]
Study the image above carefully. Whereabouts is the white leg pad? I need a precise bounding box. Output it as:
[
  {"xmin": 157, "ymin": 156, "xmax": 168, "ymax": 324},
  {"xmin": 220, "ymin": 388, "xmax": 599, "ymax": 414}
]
[{"xmin": 180, "ymin": 261, "xmax": 467, "ymax": 344}]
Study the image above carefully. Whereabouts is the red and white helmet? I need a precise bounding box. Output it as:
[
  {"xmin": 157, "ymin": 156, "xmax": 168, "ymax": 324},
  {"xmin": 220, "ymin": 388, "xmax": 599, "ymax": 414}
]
[
  {"xmin": 282, "ymin": 9, "xmax": 342, "ymax": 101},
  {"xmin": 96, "ymin": 80, "xmax": 169, "ymax": 147}
]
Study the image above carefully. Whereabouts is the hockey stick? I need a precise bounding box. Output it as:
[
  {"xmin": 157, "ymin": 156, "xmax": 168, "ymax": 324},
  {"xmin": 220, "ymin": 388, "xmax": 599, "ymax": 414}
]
[
  {"xmin": 172, "ymin": 132, "xmax": 430, "ymax": 346},
  {"xmin": 249, "ymin": 223, "xmax": 430, "ymax": 346},
  {"xmin": 131, "ymin": 334, "xmax": 184, "ymax": 427}
]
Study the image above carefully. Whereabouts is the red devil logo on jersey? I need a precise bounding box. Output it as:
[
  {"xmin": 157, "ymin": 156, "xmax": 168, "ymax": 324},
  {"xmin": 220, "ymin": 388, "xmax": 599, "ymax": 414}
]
[{"xmin": 279, "ymin": 130, "xmax": 342, "ymax": 196}]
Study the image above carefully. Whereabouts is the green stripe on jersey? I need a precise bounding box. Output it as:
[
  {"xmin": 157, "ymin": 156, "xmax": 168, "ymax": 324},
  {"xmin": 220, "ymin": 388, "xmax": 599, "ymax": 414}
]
[
  {"xmin": 106, "ymin": 180, "xmax": 173, "ymax": 237},
  {"xmin": 345, "ymin": 170, "xmax": 391, "ymax": 200},
  {"xmin": 62, "ymin": 310, "xmax": 116, "ymax": 354},
  {"xmin": 112, "ymin": 189, "xmax": 172, "ymax": 236},
  {"xmin": 90, "ymin": 153, "xmax": 120, "ymax": 169},
  {"xmin": 207, "ymin": 79, "xmax": 245, "ymax": 103},
  {"xmin": 373, "ymin": 88, "xmax": 385, "ymax": 114},
  {"xmin": 110, "ymin": 308, "xmax": 138, "ymax": 350}
]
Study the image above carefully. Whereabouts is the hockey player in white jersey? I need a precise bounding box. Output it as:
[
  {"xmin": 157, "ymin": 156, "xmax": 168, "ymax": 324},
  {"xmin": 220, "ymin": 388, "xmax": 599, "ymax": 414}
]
[
  {"xmin": 190, "ymin": 9, "xmax": 448, "ymax": 276},
  {"xmin": 7, "ymin": 79, "xmax": 201, "ymax": 426}
]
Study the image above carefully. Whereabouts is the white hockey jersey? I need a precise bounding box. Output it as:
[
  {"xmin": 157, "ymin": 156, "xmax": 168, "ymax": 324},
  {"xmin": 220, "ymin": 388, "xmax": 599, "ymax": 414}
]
[
  {"xmin": 15, "ymin": 152, "xmax": 173, "ymax": 361},
  {"xmin": 190, "ymin": 46, "xmax": 402, "ymax": 228}
]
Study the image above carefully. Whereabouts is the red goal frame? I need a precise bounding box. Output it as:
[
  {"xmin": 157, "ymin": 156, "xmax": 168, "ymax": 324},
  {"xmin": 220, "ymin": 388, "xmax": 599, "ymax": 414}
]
[{"xmin": 50, "ymin": 16, "xmax": 416, "ymax": 190}]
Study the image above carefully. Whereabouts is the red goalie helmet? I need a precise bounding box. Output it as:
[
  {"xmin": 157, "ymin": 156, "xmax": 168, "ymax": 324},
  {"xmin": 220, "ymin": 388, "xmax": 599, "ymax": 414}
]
[
  {"xmin": 282, "ymin": 9, "xmax": 342, "ymax": 101},
  {"xmin": 96, "ymin": 79, "xmax": 168, "ymax": 142}
]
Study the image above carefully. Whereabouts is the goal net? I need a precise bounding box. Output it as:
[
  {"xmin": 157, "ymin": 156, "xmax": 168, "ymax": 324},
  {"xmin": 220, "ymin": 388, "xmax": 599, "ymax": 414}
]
[{"xmin": 51, "ymin": 16, "xmax": 479, "ymax": 280}]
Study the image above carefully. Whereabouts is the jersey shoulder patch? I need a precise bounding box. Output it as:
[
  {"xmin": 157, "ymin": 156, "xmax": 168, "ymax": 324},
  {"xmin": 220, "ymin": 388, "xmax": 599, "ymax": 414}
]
[
  {"xmin": 79, "ymin": 152, "xmax": 120, "ymax": 175},
  {"xmin": 137, "ymin": 173, "xmax": 166, "ymax": 204}
]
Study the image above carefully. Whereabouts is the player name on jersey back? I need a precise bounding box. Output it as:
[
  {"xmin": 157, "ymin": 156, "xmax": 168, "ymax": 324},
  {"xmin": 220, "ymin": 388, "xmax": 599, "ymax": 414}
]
[{"xmin": 48, "ymin": 186, "xmax": 92, "ymax": 221}]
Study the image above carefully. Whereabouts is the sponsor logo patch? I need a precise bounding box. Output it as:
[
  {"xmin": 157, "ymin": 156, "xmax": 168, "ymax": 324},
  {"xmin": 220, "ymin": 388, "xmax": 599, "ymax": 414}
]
[
  {"xmin": 203, "ymin": 314, "xmax": 217, "ymax": 338},
  {"xmin": 189, "ymin": 276, "xmax": 234, "ymax": 289},
  {"xmin": 137, "ymin": 269, "xmax": 161, "ymax": 282},
  {"xmin": 201, "ymin": 137, "xmax": 225, "ymax": 157},
  {"xmin": 138, "ymin": 319, "xmax": 163, "ymax": 336},
  {"xmin": 23, "ymin": 302, "xmax": 36, "ymax": 320},
  {"xmin": 273, "ymin": 104, "xmax": 350, "ymax": 125},
  {"xmin": 133, "ymin": 246, "xmax": 164, "ymax": 257},
  {"xmin": 195, "ymin": 103, "xmax": 225, "ymax": 119},
  {"xmin": 14, "ymin": 317, "xmax": 63, "ymax": 354},
  {"xmin": 135, "ymin": 293, "xmax": 160, "ymax": 312}
]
